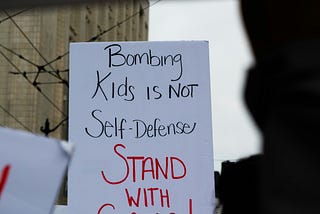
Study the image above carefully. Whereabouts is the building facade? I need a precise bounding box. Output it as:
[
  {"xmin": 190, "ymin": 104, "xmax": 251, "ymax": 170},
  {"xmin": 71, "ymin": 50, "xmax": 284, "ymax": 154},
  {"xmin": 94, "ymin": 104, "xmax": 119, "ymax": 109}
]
[{"xmin": 0, "ymin": 0, "xmax": 149, "ymax": 140}]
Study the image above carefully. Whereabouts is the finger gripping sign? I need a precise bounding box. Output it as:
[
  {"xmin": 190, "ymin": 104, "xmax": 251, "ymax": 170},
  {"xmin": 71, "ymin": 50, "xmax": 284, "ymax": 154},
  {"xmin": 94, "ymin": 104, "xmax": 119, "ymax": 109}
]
[{"xmin": 69, "ymin": 41, "xmax": 215, "ymax": 213}]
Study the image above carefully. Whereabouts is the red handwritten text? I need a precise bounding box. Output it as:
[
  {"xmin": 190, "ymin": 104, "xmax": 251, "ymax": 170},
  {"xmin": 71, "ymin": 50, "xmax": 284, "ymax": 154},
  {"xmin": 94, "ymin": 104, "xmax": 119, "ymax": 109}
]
[
  {"xmin": 97, "ymin": 203, "xmax": 115, "ymax": 214},
  {"xmin": 0, "ymin": 164, "xmax": 11, "ymax": 199},
  {"xmin": 126, "ymin": 187, "xmax": 170, "ymax": 208},
  {"xmin": 97, "ymin": 198, "xmax": 193, "ymax": 214},
  {"xmin": 101, "ymin": 144, "xmax": 187, "ymax": 184}
]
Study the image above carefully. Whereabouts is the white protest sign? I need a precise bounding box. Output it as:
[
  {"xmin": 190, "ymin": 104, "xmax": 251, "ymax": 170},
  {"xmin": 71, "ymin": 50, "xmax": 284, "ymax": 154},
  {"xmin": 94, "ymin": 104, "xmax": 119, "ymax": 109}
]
[
  {"xmin": 69, "ymin": 41, "xmax": 214, "ymax": 213},
  {"xmin": 53, "ymin": 205, "xmax": 68, "ymax": 214},
  {"xmin": 0, "ymin": 127, "xmax": 72, "ymax": 214}
]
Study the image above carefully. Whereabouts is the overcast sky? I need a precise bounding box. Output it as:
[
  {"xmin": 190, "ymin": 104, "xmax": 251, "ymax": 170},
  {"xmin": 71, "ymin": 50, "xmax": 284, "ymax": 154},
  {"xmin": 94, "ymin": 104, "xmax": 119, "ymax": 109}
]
[{"xmin": 149, "ymin": 0, "xmax": 261, "ymax": 171}]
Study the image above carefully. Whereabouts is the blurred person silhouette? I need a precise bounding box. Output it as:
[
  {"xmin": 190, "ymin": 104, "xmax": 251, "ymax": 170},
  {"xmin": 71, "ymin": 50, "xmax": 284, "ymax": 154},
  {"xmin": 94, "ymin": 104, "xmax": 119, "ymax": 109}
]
[
  {"xmin": 219, "ymin": 155, "xmax": 262, "ymax": 214},
  {"xmin": 240, "ymin": 0, "xmax": 320, "ymax": 214}
]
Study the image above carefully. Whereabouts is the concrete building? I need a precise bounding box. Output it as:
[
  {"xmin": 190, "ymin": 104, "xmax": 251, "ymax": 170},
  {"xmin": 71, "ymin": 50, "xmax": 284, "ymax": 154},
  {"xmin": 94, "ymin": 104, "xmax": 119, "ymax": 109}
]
[{"xmin": 0, "ymin": 0, "xmax": 149, "ymax": 140}]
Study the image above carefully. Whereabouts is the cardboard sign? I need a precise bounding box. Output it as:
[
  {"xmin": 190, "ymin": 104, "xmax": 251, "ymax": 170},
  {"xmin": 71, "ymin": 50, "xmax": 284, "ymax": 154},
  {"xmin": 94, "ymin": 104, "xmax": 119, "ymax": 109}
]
[
  {"xmin": 69, "ymin": 41, "xmax": 215, "ymax": 213},
  {"xmin": 0, "ymin": 127, "xmax": 72, "ymax": 214}
]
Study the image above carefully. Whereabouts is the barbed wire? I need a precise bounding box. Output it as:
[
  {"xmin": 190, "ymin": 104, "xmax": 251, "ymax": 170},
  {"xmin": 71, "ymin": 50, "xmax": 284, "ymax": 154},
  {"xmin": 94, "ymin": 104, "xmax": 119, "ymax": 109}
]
[
  {"xmin": 9, "ymin": 68, "xmax": 69, "ymax": 75},
  {"xmin": 0, "ymin": 43, "xmax": 39, "ymax": 67},
  {"xmin": 0, "ymin": 43, "xmax": 66, "ymax": 87},
  {"xmin": 40, "ymin": 117, "xmax": 68, "ymax": 136},
  {"xmin": 0, "ymin": 49, "xmax": 67, "ymax": 117},
  {"xmin": 3, "ymin": 10, "xmax": 67, "ymax": 85},
  {"xmin": 0, "ymin": 103, "xmax": 32, "ymax": 131},
  {"xmin": 0, "ymin": 8, "xmax": 30, "ymax": 24}
]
